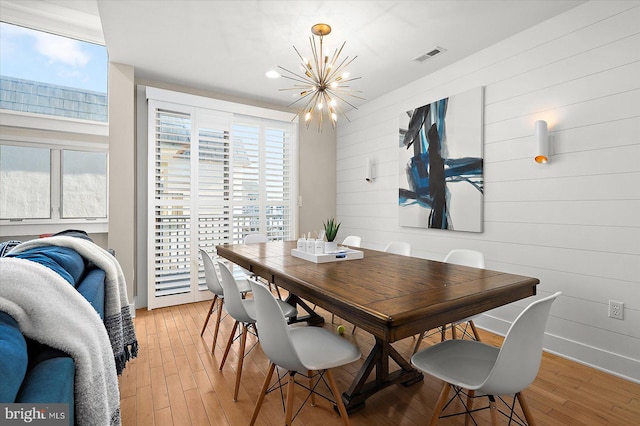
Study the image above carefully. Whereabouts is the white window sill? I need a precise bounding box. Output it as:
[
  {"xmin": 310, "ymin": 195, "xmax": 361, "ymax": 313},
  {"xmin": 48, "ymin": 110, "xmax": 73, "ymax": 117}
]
[{"xmin": 0, "ymin": 220, "xmax": 108, "ymax": 238}]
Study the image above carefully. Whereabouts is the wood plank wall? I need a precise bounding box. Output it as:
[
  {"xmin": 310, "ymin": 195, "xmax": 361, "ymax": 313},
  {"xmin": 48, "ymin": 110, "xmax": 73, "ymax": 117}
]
[{"xmin": 334, "ymin": 1, "xmax": 640, "ymax": 381}]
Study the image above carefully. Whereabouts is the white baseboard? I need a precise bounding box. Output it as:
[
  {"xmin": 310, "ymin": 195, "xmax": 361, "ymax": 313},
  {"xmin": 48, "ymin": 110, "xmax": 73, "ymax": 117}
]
[{"xmin": 474, "ymin": 314, "xmax": 640, "ymax": 384}]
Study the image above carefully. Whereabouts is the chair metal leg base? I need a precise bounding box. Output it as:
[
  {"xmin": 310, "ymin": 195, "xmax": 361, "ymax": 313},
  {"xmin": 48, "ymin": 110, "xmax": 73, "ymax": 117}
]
[{"xmin": 429, "ymin": 387, "xmax": 534, "ymax": 426}]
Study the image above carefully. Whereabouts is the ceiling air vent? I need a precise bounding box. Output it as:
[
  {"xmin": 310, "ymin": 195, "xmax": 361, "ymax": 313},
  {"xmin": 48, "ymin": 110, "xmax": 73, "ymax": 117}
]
[{"xmin": 412, "ymin": 46, "xmax": 446, "ymax": 63}]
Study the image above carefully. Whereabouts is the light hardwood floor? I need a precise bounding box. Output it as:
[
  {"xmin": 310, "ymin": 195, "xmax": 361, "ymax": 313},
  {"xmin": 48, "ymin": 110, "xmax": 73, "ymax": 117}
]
[{"xmin": 119, "ymin": 298, "xmax": 640, "ymax": 425}]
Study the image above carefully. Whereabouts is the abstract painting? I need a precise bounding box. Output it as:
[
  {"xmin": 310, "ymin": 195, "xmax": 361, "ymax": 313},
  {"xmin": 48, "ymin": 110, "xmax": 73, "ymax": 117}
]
[{"xmin": 398, "ymin": 87, "xmax": 483, "ymax": 232}]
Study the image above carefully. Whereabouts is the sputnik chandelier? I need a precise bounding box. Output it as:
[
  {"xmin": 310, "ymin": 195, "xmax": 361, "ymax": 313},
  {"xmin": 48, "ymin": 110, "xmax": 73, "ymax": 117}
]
[{"xmin": 278, "ymin": 23, "xmax": 363, "ymax": 131}]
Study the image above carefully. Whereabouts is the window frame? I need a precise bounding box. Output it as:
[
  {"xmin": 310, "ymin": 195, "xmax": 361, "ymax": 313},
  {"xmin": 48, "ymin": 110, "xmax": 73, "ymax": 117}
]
[{"xmin": 0, "ymin": 134, "xmax": 109, "ymax": 237}]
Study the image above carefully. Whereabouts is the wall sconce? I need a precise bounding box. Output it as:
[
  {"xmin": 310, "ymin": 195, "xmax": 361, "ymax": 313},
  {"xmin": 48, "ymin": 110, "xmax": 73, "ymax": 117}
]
[
  {"xmin": 534, "ymin": 120, "xmax": 550, "ymax": 164},
  {"xmin": 365, "ymin": 157, "xmax": 374, "ymax": 182}
]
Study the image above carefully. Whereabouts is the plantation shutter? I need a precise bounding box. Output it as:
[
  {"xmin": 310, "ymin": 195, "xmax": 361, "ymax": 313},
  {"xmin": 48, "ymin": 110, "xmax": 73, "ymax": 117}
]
[
  {"xmin": 148, "ymin": 101, "xmax": 194, "ymax": 307},
  {"xmin": 264, "ymin": 122, "xmax": 292, "ymax": 241},
  {"xmin": 146, "ymin": 87, "xmax": 296, "ymax": 310},
  {"xmin": 231, "ymin": 122, "xmax": 261, "ymax": 243},
  {"xmin": 196, "ymin": 110, "xmax": 232, "ymax": 291}
]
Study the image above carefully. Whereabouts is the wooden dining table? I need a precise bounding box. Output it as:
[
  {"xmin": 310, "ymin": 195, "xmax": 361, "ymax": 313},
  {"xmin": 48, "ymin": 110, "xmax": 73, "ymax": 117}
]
[{"xmin": 215, "ymin": 240, "xmax": 539, "ymax": 412}]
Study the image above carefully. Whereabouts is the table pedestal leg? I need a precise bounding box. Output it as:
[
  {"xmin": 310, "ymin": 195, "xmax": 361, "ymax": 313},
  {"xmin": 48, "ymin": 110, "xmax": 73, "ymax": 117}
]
[
  {"xmin": 341, "ymin": 337, "xmax": 423, "ymax": 413},
  {"xmin": 284, "ymin": 294, "xmax": 325, "ymax": 326}
]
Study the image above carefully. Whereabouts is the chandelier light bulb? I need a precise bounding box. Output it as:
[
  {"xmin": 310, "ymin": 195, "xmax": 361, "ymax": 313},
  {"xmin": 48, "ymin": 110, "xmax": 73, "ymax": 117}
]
[{"xmin": 317, "ymin": 102, "xmax": 323, "ymax": 110}]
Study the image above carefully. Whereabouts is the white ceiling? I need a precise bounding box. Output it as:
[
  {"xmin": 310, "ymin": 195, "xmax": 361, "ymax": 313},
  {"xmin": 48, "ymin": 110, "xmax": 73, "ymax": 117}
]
[{"xmin": 28, "ymin": 1, "xmax": 586, "ymax": 110}]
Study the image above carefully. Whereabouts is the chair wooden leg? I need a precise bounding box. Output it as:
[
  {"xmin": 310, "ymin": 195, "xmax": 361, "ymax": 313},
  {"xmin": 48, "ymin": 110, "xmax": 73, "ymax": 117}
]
[
  {"xmin": 469, "ymin": 320, "xmax": 481, "ymax": 341},
  {"xmin": 517, "ymin": 391, "xmax": 537, "ymax": 426},
  {"xmin": 440, "ymin": 326, "xmax": 447, "ymax": 342},
  {"xmin": 489, "ymin": 396, "xmax": 499, "ymax": 426},
  {"xmin": 211, "ymin": 298, "xmax": 224, "ymax": 353},
  {"xmin": 325, "ymin": 369, "xmax": 351, "ymax": 426},
  {"xmin": 465, "ymin": 389, "xmax": 475, "ymax": 426},
  {"xmin": 219, "ymin": 320, "xmax": 238, "ymax": 370},
  {"xmin": 201, "ymin": 296, "xmax": 217, "ymax": 336},
  {"xmin": 452, "ymin": 323, "xmax": 458, "ymax": 339},
  {"xmin": 233, "ymin": 323, "xmax": 248, "ymax": 401},
  {"xmin": 285, "ymin": 372, "xmax": 296, "ymax": 426},
  {"xmin": 250, "ymin": 362, "xmax": 275, "ymax": 426},
  {"xmin": 308, "ymin": 370, "xmax": 316, "ymax": 406},
  {"xmin": 429, "ymin": 382, "xmax": 451, "ymax": 426}
]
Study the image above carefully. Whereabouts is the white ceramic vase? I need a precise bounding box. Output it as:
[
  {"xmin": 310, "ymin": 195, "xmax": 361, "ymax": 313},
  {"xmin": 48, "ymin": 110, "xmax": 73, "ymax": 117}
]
[{"xmin": 324, "ymin": 241, "xmax": 338, "ymax": 253}]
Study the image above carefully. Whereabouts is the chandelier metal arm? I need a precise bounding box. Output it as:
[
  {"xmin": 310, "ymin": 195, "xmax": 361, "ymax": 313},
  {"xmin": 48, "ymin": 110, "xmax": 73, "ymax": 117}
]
[
  {"xmin": 325, "ymin": 55, "xmax": 358, "ymax": 83},
  {"xmin": 326, "ymin": 90, "xmax": 360, "ymax": 110}
]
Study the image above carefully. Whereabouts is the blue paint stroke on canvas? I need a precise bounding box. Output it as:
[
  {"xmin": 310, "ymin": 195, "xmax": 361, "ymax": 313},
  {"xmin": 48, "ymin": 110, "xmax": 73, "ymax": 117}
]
[{"xmin": 399, "ymin": 97, "xmax": 483, "ymax": 230}]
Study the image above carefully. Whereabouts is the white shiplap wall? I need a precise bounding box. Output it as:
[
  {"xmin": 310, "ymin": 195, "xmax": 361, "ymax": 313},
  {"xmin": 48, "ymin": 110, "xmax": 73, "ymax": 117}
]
[{"xmin": 335, "ymin": 0, "xmax": 640, "ymax": 382}]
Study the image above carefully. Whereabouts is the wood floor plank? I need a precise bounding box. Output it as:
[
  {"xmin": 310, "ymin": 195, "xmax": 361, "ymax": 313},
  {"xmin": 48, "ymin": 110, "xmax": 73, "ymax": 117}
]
[
  {"xmin": 135, "ymin": 384, "xmax": 154, "ymax": 426},
  {"xmin": 149, "ymin": 365, "xmax": 170, "ymax": 411},
  {"xmin": 118, "ymin": 301, "xmax": 640, "ymax": 426}
]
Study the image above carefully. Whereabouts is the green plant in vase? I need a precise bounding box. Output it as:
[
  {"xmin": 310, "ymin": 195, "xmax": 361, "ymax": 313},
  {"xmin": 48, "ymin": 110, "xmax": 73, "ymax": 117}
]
[{"xmin": 323, "ymin": 218, "xmax": 341, "ymax": 252}]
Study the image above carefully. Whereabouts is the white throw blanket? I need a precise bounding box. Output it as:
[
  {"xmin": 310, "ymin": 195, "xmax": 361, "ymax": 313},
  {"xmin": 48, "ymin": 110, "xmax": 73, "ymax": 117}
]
[
  {"xmin": 8, "ymin": 236, "xmax": 138, "ymax": 373},
  {"xmin": 0, "ymin": 257, "xmax": 120, "ymax": 426}
]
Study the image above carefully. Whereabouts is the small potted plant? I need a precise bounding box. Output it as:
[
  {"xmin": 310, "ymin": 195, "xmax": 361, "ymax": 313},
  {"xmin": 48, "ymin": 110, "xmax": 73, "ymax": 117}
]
[{"xmin": 323, "ymin": 218, "xmax": 341, "ymax": 253}]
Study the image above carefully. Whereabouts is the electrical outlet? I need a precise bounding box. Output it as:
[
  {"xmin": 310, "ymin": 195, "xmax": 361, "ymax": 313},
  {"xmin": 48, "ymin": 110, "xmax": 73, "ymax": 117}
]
[{"xmin": 609, "ymin": 300, "xmax": 624, "ymax": 320}]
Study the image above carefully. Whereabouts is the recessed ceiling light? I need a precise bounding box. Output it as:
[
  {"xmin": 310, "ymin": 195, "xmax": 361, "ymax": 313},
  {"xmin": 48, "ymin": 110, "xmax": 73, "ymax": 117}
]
[{"xmin": 265, "ymin": 70, "xmax": 281, "ymax": 79}]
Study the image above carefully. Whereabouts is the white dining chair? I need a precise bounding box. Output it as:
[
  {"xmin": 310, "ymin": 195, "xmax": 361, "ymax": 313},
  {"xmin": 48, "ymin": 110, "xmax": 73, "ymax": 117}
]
[
  {"xmin": 384, "ymin": 241, "xmax": 411, "ymax": 256},
  {"xmin": 443, "ymin": 249, "xmax": 485, "ymax": 340},
  {"xmin": 243, "ymin": 233, "xmax": 268, "ymax": 244},
  {"xmin": 199, "ymin": 248, "xmax": 252, "ymax": 353},
  {"xmin": 411, "ymin": 292, "xmax": 560, "ymax": 425},
  {"xmin": 216, "ymin": 259, "xmax": 297, "ymax": 401},
  {"xmin": 341, "ymin": 235, "xmax": 361, "ymax": 247},
  {"xmin": 241, "ymin": 233, "xmax": 283, "ymax": 297},
  {"xmin": 248, "ymin": 280, "xmax": 361, "ymax": 426},
  {"xmin": 413, "ymin": 249, "xmax": 485, "ymax": 354}
]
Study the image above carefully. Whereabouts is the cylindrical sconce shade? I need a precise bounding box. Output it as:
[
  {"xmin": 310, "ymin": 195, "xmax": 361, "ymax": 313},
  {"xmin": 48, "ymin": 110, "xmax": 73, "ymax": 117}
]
[
  {"xmin": 534, "ymin": 120, "xmax": 550, "ymax": 164},
  {"xmin": 365, "ymin": 157, "xmax": 373, "ymax": 182}
]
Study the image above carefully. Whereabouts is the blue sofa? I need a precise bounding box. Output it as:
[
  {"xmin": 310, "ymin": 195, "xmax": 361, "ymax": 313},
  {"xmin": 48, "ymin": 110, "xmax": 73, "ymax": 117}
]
[{"xmin": 0, "ymin": 243, "xmax": 106, "ymax": 425}]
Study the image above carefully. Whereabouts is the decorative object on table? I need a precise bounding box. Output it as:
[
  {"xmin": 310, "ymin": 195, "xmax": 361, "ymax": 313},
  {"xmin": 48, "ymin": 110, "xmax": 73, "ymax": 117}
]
[
  {"xmin": 291, "ymin": 247, "xmax": 363, "ymax": 263},
  {"xmin": 306, "ymin": 236, "xmax": 315, "ymax": 253},
  {"xmin": 399, "ymin": 86, "xmax": 484, "ymax": 232},
  {"xmin": 297, "ymin": 235, "xmax": 306, "ymax": 252},
  {"xmin": 278, "ymin": 23, "xmax": 363, "ymax": 131},
  {"xmin": 323, "ymin": 218, "xmax": 341, "ymax": 253}
]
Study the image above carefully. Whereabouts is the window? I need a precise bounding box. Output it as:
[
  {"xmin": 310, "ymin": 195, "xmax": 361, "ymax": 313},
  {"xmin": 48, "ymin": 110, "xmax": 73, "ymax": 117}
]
[
  {"xmin": 0, "ymin": 144, "xmax": 51, "ymax": 219},
  {"xmin": 62, "ymin": 150, "xmax": 107, "ymax": 218},
  {"xmin": 0, "ymin": 141, "xmax": 108, "ymax": 235},
  {"xmin": 0, "ymin": 22, "xmax": 108, "ymax": 122},
  {"xmin": 145, "ymin": 87, "xmax": 298, "ymax": 309}
]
